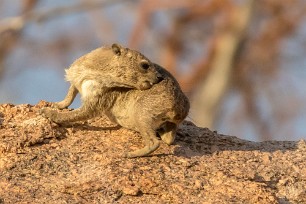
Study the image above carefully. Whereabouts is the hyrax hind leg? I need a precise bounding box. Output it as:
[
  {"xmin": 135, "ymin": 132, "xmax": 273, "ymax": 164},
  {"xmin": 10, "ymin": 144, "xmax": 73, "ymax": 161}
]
[
  {"xmin": 157, "ymin": 122, "xmax": 177, "ymax": 145},
  {"xmin": 125, "ymin": 128, "xmax": 160, "ymax": 158},
  {"xmin": 52, "ymin": 85, "xmax": 78, "ymax": 109}
]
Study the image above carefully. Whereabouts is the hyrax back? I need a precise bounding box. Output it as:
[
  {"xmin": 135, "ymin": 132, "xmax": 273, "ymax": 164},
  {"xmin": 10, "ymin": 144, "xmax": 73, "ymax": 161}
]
[{"xmin": 40, "ymin": 43, "xmax": 190, "ymax": 158}]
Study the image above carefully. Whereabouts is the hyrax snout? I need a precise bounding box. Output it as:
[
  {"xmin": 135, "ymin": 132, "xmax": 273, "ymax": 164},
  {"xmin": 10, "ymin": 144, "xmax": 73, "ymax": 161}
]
[{"xmin": 40, "ymin": 43, "xmax": 190, "ymax": 158}]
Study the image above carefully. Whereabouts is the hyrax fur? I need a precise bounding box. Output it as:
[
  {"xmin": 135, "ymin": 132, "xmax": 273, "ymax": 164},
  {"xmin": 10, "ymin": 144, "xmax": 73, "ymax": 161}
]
[{"xmin": 40, "ymin": 43, "xmax": 190, "ymax": 158}]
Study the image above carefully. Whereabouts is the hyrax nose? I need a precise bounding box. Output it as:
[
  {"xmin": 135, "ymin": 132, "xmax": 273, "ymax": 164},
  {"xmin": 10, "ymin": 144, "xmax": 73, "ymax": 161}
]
[{"xmin": 156, "ymin": 73, "xmax": 164, "ymax": 83}]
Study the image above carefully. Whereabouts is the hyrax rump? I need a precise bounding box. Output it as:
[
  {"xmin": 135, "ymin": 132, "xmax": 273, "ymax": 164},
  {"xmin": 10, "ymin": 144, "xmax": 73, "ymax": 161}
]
[{"xmin": 40, "ymin": 43, "xmax": 190, "ymax": 158}]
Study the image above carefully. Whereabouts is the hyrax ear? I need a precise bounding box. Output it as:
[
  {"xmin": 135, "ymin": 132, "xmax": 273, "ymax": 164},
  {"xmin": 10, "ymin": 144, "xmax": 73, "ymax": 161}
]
[{"xmin": 112, "ymin": 43, "xmax": 121, "ymax": 56}]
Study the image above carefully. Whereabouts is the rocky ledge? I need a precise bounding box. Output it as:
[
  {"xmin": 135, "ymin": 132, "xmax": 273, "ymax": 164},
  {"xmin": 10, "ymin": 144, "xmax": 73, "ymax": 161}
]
[{"xmin": 0, "ymin": 102, "xmax": 305, "ymax": 203}]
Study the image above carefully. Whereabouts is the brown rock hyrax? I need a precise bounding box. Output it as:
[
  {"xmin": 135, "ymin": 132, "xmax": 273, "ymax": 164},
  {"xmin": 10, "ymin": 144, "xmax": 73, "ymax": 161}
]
[{"xmin": 40, "ymin": 43, "xmax": 190, "ymax": 158}]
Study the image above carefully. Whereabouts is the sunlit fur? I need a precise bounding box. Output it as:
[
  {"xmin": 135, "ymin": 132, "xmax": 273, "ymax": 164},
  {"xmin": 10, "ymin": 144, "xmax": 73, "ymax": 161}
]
[{"xmin": 40, "ymin": 44, "xmax": 190, "ymax": 158}]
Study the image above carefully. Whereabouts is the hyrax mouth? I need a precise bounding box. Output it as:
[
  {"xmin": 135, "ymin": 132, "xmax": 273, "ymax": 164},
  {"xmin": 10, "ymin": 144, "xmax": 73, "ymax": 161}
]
[{"xmin": 139, "ymin": 81, "xmax": 152, "ymax": 90}]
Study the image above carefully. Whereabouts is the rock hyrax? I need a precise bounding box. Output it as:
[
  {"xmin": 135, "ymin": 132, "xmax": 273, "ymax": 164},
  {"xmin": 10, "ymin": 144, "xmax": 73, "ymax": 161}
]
[{"xmin": 40, "ymin": 43, "xmax": 190, "ymax": 158}]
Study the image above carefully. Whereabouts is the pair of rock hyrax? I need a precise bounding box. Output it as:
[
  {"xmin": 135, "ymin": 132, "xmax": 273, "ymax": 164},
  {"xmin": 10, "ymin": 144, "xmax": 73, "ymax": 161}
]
[{"xmin": 40, "ymin": 43, "xmax": 190, "ymax": 158}]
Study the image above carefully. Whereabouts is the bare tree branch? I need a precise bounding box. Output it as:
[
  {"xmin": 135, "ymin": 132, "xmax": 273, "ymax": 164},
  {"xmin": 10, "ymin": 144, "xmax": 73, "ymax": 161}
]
[
  {"xmin": 0, "ymin": 0, "xmax": 134, "ymax": 81},
  {"xmin": 0, "ymin": 0, "xmax": 135, "ymax": 34},
  {"xmin": 191, "ymin": 0, "xmax": 255, "ymax": 128},
  {"xmin": 0, "ymin": 0, "xmax": 38, "ymax": 81},
  {"xmin": 128, "ymin": 0, "xmax": 195, "ymax": 49}
]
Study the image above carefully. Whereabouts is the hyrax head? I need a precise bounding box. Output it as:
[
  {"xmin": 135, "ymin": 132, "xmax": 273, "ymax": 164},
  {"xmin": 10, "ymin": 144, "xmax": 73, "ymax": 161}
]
[{"xmin": 110, "ymin": 43, "xmax": 163, "ymax": 90}]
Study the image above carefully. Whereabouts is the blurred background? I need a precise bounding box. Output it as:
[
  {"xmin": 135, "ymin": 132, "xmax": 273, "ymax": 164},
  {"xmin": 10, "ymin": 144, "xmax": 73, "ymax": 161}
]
[{"xmin": 1, "ymin": 0, "xmax": 306, "ymax": 142}]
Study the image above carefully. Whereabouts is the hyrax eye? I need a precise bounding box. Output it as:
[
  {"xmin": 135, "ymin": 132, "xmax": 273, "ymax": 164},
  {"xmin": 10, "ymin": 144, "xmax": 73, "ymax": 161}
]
[{"xmin": 140, "ymin": 61, "xmax": 150, "ymax": 70}]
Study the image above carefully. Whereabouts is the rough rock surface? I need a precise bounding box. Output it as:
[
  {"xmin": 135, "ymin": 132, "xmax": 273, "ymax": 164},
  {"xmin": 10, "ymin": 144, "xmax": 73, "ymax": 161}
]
[{"xmin": 0, "ymin": 102, "xmax": 305, "ymax": 203}]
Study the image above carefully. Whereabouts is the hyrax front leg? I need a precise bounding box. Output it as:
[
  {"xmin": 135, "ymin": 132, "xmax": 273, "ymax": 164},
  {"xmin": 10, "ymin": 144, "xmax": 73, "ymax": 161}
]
[
  {"xmin": 125, "ymin": 128, "xmax": 160, "ymax": 158},
  {"xmin": 52, "ymin": 85, "xmax": 78, "ymax": 109}
]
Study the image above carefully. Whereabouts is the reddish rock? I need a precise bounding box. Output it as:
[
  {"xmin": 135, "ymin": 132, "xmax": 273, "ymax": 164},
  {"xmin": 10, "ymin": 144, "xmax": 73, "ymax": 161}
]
[{"xmin": 0, "ymin": 103, "xmax": 305, "ymax": 203}]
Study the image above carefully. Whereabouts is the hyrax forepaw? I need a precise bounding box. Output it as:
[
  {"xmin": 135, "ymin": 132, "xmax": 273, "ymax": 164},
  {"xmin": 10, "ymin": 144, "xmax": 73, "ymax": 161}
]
[
  {"xmin": 50, "ymin": 102, "xmax": 67, "ymax": 110},
  {"xmin": 122, "ymin": 151, "xmax": 139, "ymax": 158},
  {"xmin": 39, "ymin": 108, "xmax": 57, "ymax": 121},
  {"xmin": 50, "ymin": 103, "xmax": 60, "ymax": 109},
  {"xmin": 122, "ymin": 152, "xmax": 130, "ymax": 158}
]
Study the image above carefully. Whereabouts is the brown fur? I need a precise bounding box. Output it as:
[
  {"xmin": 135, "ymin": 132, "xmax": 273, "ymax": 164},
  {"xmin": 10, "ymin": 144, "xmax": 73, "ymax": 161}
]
[{"xmin": 40, "ymin": 44, "xmax": 189, "ymax": 158}]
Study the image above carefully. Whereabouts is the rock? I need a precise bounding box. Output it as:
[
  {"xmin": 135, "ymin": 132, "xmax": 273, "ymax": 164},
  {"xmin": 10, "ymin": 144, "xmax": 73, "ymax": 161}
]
[
  {"xmin": 0, "ymin": 103, "xmax": 305, "ymax": 203},
  {"xmin": 122, "ymin": 185, "xmax": 140, "ymax": 196}
]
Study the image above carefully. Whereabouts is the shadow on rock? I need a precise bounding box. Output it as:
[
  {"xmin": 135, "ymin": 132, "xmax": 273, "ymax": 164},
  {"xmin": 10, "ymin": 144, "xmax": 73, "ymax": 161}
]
[
  {"xmin": 173, "ymin": 121, "xmax": 299, "ymax": 158},
  {"xmin": 59, "ymin": 123, "xmax": 121, "ymax": 132},
  {"xmin": 0, "ymin": 112, "xmax": 3, "ymax": 126}
]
